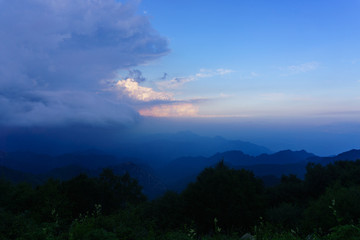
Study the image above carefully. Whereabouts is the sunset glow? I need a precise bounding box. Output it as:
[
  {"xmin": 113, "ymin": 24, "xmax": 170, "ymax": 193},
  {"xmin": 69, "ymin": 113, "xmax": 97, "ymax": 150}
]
[{"xmin": 139, "ymin": 103, "xmax": 199, "ymax": 117}]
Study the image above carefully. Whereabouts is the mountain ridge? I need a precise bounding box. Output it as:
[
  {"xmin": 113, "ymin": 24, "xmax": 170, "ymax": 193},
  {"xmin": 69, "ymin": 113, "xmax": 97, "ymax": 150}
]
[{"xmin": 1, "ymin": 146, "xmax": 360, "ymax": 198}]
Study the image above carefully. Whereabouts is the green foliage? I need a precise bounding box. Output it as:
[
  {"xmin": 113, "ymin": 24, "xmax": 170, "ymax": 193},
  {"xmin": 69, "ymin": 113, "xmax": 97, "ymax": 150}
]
[
  {"xmin": 183, "ymin": 161, "xmax": 265, "ymax": 233},
  {"xmin": 302, "ymin": 185, "xmax": 360, "ymax": 232},
  {"xmin": 3, "ymin": 159, "xmax": 360, "ymax": 239},
  {"xmin": 266, "ymin": 202, "xmax": 303, "ymax": 228},
  {"xmin": 326, "ymin": 224, "xmax": 360, "ymax": 240},
  {"xmin": 302, "ymin": 193, "xmax": 337, "ymax": 232},
  {"xmin": 305, "ymin": 160, "xmax": 360, "ymax": 199},
  {"xmin": 112, "ymin": 207, "xmax": 152, "ymax": 240},
  {"xmin": 260, "ymin": 232, "xmax": 302, "ymax": 240},
  {"xmin": 61, "ymin": 174, "xmax": 102, "ymax": 218},
  {"xmin": 0, "ymin": 169, "xmax": 149, "ymax": 239},
  {"xmin": 69, "ymin": 215, "xmax": 118, "ymax": 240},
  {"xmin": 148, "ymin": 191, "xmax": 186, "ymax": 230},
  {"xmin": 159, "ymin": 231, "xmax": 194, "ymax": 240},
  {"xmin": 330, "ymin": 186, "xmax": 360, "ymax": 223},
  {"xmin": 305, "ymin": 163, "xmax": 331, "ymax": 199},
  {"xmin": 0, "ymin": 210, "xmax": 63, "ymax": 240},
  {"xmin": 253, "ymin": 221, "xmax": 306, "ymax": 240},
  {"xmin": 61, "ymin": 169, "xmax": 146, "ymax": 218},
  {"xmin": 0, "ymin": 178, "xmax": 12, "ymax": 205},
  {"xmin": 69, "ymin": 208, "xmax": 117, "ymax": 240},
  {"xmin": 266, "ymin": 174, "xmax": 306, "ymax": 206},
  {"xmin": 99, "ymin": 168, "xmax": 146, "ymax": 212},
  {"xmin": 33, "ymin": 178, "xmax": 71, "ymax": 223},
  {"xmin": 7, "ymin": 182, "xmax": 36, "ymax": 214}
]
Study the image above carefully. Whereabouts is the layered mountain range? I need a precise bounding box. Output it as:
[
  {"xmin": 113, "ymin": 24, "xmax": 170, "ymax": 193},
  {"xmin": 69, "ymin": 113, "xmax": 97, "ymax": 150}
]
[{"xmin": 1, "ymin": 132, "xmax": 360, "ymax": 199}]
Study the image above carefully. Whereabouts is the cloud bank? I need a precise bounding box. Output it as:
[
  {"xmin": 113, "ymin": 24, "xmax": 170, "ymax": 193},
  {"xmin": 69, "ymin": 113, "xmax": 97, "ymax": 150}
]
[{"xmin": 0, "ymin": 0, "xmax": 169, "ymax": 126}]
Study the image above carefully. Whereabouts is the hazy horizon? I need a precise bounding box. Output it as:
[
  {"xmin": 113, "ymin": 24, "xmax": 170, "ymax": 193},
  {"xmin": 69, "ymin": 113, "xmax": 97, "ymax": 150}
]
[{"xmin": 1, "ymin": 116, "xmax": 360, "ymax": 157}]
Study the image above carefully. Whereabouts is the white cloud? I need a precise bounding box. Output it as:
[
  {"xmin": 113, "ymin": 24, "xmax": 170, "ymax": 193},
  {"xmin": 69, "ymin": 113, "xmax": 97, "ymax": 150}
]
[
  {"xmin": 100, "ymin": 72, "xmax": 209, "ymax": 118},
  {"xmin": 115, "ymin": 78, "xmax": 173, "ymax": 102},
  {"xmin": 156, "ymin": 76, "xmax": 195, "ymax": 90},
  {"xmin": 216, "ymin": 68, "xmax": 234, "ymax": 75},
  {"xmin": 285, "ymin": 62, "xmax": 319, "ymax": 74},
  {"xmin": 195, "ymin": 68, "xmax": 234, "ymax": 78},
  {"xmin": 157, "ymin": 68, "xmax": 233, "ymax": 90}
]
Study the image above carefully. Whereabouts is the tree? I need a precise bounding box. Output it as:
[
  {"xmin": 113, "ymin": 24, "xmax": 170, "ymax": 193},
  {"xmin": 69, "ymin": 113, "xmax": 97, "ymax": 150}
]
[
  {"xmin": 302, "ymin": 185, "xmax": 360, "ymax": 232},
  {"xmin": 33, "ymin": 178, "xmax": 71, "ymax": 224},
  {"xmin": 267, "ymin": 174, "xmax": 306, "ymax": 207},
  {"xmin": 61, "ymin": 174, "xmax": 101, "ymax": 218},
  {"xmin": 304, "ymin": 163, "xmax": 330, "ymax": 199},
  {"xmin": 62, "ymin": 169, "xmax": 146, "ymax": 218},
  {"xmin": 149, "ymin": 191, "xmax": 186, "ymax": 231},
  {"xmin": 98, "ymin": 168, "xmax": 146, "ymax": 213},
  {"xmin": 182, "ymin": 161, "xmax": 264, "ymax": 233}
]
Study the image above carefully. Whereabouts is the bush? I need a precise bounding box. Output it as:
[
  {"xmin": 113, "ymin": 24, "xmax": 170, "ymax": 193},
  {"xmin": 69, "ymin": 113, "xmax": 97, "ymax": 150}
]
[{"xmin": 326, "ymin": 224, "xmax": 360, "ymax": 240}]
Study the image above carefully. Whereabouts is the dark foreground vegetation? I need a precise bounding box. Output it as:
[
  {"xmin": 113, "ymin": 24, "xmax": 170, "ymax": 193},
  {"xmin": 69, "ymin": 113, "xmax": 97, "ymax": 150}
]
[{"xmin": 2, "ymin": 160, "xmax": 360, "ymax": 239}]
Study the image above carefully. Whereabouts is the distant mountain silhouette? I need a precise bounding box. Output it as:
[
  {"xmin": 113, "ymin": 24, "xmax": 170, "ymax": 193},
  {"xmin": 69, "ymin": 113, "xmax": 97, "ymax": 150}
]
[
  {"xmin": 309, "ymin": 149, "xmax": 360, "ymax": 165},
  {"xmin": 255, "ymin": 150, "xmax": 315, "ymax": 164},
  {"xmin": 160, "ymin": 148, "xmax": 360, "ymax": 192},
  {"xmin": 115, "ymin": 131, "xmax": 272, "ymax": 167},
  {"xmin": 158, "ymin": 149, "xmax": 315, "ymax": 186},
  {"xmin": 0, "ymin": 132, "xmax": 272, "ymax": 169},
  {"xmin": 53, "ymin": 152, "xmax": 119, "ymax": 170},
  {"xmin": 2, "ymin": 146, "xmax": 360, "ymax": 198}
]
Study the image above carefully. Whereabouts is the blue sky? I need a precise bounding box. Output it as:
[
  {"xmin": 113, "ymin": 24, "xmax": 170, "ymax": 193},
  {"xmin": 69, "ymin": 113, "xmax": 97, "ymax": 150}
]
[
  {"xmin": 0, "ymin": 0, "xmax": 360, "ymax": 155},
  {"xmin": 134, "ymin": 0, "xmax": 360, "ymax": 119}
]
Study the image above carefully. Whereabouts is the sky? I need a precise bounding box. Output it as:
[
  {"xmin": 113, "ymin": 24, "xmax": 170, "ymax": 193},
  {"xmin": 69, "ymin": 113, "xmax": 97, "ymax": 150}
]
[
  {"xmin": 137, "ymin": 0, "xmax": 360, "ymax": 119},
  {"xmin": 0, "ymin": 0, "xmax": 360, "ymax": 155}
]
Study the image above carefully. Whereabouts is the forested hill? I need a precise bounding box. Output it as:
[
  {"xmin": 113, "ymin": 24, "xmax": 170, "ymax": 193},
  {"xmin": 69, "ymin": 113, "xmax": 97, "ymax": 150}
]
[
  {"xmin": 2, "ymin": 157, "xmax": 360, "ymax": 239},
  {"xmin": 0, "ymin": 160, "xmax": 166, "ymax": 200},
  {"xmin": 1, "ymin": 148, "xmax": 360, "ymax": 199},
  {"xmin": 157, "ymin": 149, "xmax": 360, "ymax": 191}
]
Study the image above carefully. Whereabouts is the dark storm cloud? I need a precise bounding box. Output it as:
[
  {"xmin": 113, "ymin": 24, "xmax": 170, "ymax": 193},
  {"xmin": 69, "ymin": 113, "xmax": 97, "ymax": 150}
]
[{"xmin": 0, "ymin": 0, "xmax": 169, "ymax": 126}]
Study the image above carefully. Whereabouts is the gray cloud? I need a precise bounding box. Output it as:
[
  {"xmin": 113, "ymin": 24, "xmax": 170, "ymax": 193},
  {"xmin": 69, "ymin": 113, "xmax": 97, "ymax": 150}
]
[
  {"xmin": 161, "ymin": 73, "xmax": 168, "ymax": 80},
  {"xmin": 0, "ymin": 0, "xmax": 169, "ymax": 126},
  {"xmin": 0, "ymin": 90, "xmax": 138, "ymax": 126},
  {"xmin": 127, "ymin": 69, "xmax": 146, "ymax": 83}
]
